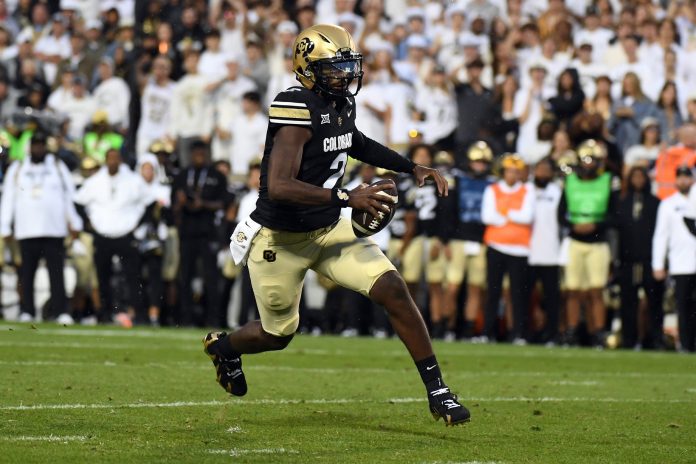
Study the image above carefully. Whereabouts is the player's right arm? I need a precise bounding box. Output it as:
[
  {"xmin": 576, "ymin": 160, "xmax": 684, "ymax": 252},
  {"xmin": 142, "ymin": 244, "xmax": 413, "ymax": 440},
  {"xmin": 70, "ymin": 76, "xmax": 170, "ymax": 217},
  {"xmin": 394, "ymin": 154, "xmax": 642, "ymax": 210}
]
[{"xmin": 267, "ymin": 125, "xmax": 393, "ymax": 218}]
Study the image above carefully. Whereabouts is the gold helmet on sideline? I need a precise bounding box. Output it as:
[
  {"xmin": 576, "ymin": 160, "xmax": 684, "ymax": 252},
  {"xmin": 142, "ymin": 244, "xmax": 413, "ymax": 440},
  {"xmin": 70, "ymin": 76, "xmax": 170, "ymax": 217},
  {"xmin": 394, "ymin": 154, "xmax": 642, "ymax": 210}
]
[
  {"xmin": 577, "ymin": 139, "xmax": 606, "ymax": 163},
  {"xmin": 500, "ymin": 153, "xmax": 526, "ymax": 170},
  {"xmin": 467, "ymin": 141, "xmax": 493, "ymax": 162},
  {"xmin": 292, "ymin": 24, "xmax": 364, "ymax": 97}
]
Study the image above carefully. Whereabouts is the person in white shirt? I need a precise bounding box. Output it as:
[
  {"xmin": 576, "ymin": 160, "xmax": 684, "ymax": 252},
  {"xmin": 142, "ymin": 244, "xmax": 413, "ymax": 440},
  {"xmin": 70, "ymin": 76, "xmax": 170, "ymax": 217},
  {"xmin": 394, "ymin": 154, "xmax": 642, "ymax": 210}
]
[
  {"xmin": 228, "ymin": 91, "xmax": 267, "ymax": 176},
  {"xmin": 514, "ymin": 63, "xmax": 554, "ymax": 156},
  {"xmin": 0, "ymin": 129, "xmax": 82, "ymax": 324},
  {"xmin": 208, "ymin": 54, "xmax": 257, "ymax": 161},
  {"xmin": 527, "ymin": 158, "xmax": 562, "ymax": 344},
  {"xmin": 480, "ymin": 154, "xmax": 535, "ymax": 344},
  {"xmin": 268, "ymin": 21, "xmax": 298, "ymax": 78},
  {"xmin": 198, "ymin": 29, "xmax": 228, "ymax": 82},
  {"xmin": 47, "ymin": 67, "xmax": 75, "ymax": 113},
  {"xmin": 265, "ymin": 51, "xmax": 297, "ymax": 108},
  {"xmin": 653, "ymin": 166, "xmax": 696, "ymax": 352},
  {"xmin": 33, "ymin": 13, "xmax": 71, "ymax": 85},
  {"xmin": 92, "ymin": 57, "xmax": 130, "ymax": 132},
  {"xmin": 74, "ymin": 149, "xmax": 151, "ymax": 324},
  {"xmin": 169, "ymin": 51, "xmax": 214, "ymax": 167},
  {"xmin": 574, "ymin": 6, "xmax": 613, "ymax": 63},
  {"xmin": 61, "ymin": 74, "xmax": 97, "ymax": 141},
  {"xmin": 354, "ymin": 65, "xmax": 389, "ymax": 146},
  {"xmin": 414, "ymin": 65, "xmax": 457, "ymax": 150},
  {"xmin": 136, "ymin": 55, "xmax": 175, "ymax": 159}
]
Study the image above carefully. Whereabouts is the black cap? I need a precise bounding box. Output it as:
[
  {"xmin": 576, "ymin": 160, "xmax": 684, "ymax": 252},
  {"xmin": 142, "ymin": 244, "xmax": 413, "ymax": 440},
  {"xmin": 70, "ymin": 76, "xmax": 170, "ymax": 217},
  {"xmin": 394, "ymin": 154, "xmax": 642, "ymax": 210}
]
[
  {"xmin": 191, "ymin": 139, "xmax": 208, "ymax": 151},
  {"xmin": 676, "ymin": 165, "xmax": 693, "ymax": 177}
]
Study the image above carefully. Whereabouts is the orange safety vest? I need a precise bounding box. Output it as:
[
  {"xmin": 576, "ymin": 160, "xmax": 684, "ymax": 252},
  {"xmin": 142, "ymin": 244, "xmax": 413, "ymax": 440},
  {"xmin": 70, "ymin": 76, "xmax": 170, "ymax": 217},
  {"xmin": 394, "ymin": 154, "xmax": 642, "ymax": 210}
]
[
  {"xmin": 655, "ymin": 146, "xmax": 696, "ymax": 200},
  {"xmin": 483, "ymin": 183, "xmax": 532, "ymax": 248}
]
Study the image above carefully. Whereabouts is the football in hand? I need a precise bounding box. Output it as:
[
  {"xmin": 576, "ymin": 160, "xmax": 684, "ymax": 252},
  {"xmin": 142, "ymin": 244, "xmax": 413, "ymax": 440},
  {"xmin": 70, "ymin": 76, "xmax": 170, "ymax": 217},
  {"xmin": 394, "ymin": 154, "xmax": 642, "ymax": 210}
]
[{"xmin": 351, "ymin": 179, "xmax": 398, "ymax": 237}]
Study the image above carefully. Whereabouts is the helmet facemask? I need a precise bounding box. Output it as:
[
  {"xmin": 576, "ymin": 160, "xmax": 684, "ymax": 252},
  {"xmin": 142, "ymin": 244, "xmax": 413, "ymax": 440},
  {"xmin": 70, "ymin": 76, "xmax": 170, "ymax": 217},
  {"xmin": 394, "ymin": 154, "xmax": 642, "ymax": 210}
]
[{"xmin": 308, "ymin": 49, "xmax": 363, "ymax": 98}]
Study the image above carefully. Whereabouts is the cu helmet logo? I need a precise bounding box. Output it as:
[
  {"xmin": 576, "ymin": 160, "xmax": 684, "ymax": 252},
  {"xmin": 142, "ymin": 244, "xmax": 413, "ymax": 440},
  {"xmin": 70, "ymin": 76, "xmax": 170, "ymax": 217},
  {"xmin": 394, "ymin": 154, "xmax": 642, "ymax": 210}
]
[{"xmin": 295, "ymin": 37, "xmax": 315, "ymax": 62}]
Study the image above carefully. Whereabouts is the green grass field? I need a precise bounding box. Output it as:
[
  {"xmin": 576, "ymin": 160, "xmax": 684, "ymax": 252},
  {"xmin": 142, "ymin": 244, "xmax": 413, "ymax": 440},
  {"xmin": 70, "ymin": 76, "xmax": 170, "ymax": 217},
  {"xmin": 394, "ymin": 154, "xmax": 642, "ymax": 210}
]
[{"xmin": 0, "ymin": 324, "xmax": 694, "ymax": 464}]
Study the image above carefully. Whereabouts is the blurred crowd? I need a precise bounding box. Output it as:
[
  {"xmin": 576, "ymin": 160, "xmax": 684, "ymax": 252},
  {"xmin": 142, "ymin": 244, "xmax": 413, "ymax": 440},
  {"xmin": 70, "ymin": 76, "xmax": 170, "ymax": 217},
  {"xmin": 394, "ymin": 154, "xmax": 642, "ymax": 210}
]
[{"xmin": 1, "ymin": 0, "xmax": 696, "ymax": 351}]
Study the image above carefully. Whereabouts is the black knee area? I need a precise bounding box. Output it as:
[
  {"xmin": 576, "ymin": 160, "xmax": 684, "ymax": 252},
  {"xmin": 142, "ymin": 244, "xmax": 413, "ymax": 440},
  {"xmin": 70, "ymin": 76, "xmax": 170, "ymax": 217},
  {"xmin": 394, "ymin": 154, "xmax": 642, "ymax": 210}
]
[{"xmin": 260, "ymin": 330, "xmax": 294, "ymax": 351}]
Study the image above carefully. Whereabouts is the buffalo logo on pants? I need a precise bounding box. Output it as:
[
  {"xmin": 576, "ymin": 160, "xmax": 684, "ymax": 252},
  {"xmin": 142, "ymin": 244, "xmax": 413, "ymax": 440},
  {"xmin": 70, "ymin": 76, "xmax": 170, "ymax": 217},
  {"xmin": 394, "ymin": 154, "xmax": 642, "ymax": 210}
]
[{"xmin": 263, "ymin": 250, "xmax": 277, "ymax": 262}]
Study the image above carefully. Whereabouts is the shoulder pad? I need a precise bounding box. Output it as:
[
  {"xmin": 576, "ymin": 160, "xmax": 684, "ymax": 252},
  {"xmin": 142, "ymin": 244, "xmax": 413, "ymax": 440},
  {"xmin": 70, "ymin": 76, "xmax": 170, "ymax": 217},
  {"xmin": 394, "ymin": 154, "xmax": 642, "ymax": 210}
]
[{"xmin": 268, "ymin": 87, "xmax": 313, "ymax": 128}]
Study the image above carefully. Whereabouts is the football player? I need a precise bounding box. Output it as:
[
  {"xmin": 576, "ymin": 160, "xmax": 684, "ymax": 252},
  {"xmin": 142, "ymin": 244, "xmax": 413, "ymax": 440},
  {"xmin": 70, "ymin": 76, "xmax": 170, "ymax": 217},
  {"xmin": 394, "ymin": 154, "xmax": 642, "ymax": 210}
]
[
  {"xmin": 203, "ymin": 25, "xmax": 470, "ymax": 426},
  {"xmin": 438, "ymin": 142, "xmax": 494, "ymax": 340}
]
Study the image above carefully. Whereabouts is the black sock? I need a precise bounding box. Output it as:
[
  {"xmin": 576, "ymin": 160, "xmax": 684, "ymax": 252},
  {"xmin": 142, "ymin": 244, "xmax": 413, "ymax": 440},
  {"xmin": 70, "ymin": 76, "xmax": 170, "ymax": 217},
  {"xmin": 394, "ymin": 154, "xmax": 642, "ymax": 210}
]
[
  {"xmin": 415, "ymin": 355, "xmax": 444, "ymax": 390},
  {"xmin": 217, "ymin": 333, "xmax": 241, "ymax": 359}
]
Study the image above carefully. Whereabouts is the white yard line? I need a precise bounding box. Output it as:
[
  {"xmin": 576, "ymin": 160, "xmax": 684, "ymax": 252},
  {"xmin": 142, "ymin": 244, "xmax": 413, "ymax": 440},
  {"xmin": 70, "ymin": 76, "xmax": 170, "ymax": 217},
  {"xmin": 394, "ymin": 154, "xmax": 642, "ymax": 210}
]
[
  {"xmin": 206, "ymin": 447, "xmax": 298, "ymax": 456},
  {"xmin": 1, "ymin": 359, "xmax": 693, "ymax": 379},
  {"xmin": 549, "ymin": 380, "xmax": 601, "ymax": 386},
  {"xmin": 1, "ymin": 435, "xmax": 89, "ymax": 442},
  {"xmin": 1, "ymin": 395, "xmax": 693, "ymax": 412}
]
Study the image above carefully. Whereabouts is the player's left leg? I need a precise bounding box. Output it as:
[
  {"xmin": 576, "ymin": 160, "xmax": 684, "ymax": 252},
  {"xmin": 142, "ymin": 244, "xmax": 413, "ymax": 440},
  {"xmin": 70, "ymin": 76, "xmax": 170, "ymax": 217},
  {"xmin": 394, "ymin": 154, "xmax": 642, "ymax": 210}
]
[
  {"xmin": 313, "ymin": 219, "xmax": 470, "ymax": 426},
  {"xmin": 204, "ymin": 226, "xmax": 317, "ymax": 396}
]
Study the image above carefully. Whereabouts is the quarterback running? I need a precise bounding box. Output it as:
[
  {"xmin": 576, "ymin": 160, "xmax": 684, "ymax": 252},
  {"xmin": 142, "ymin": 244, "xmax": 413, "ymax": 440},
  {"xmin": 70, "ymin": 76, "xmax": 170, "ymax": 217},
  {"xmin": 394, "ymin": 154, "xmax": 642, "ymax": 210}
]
[{"xmin": 203, "ymin": 24, "xmax": 470, "ymax": 426}]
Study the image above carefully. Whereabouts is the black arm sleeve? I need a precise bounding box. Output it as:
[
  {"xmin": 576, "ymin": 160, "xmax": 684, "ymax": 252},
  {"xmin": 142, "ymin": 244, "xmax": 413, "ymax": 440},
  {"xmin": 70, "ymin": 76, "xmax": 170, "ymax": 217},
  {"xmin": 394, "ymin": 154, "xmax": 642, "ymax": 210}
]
[{"xmin": 351, "ymin": 131, "xmax": 416, "ymax": 173}]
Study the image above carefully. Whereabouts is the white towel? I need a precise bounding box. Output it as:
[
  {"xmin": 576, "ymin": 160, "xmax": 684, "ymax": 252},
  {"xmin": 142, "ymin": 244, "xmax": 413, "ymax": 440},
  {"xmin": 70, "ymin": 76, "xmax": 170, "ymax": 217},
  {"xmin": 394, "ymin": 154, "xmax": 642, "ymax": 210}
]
[{"xmin": 229, "ymin": 216, "xmax": 262, "ymax": 266}]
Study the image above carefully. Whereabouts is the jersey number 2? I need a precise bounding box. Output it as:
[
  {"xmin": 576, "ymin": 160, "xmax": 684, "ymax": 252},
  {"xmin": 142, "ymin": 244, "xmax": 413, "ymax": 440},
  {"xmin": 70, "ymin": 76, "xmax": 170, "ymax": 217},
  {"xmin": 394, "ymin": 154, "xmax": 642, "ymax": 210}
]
[{"xmin": 322, "ymin": 152, "xmax": 348, "ymax": 189}]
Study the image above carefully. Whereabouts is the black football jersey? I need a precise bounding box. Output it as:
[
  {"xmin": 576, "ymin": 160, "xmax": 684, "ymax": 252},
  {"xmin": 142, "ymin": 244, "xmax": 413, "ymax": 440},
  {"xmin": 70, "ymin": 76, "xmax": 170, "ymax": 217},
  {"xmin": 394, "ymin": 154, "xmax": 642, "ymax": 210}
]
[{"xmin": 251, "ymin": 86, "xmax": 358, "ymax": 232}]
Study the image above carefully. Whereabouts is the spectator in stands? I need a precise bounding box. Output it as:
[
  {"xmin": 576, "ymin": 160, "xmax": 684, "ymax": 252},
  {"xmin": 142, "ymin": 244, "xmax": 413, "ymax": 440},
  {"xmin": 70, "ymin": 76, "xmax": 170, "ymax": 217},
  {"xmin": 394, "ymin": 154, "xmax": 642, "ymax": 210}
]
[
  {"xmin": 47, "ymin": 68, "xmax": 74, "ymax": 113},
  {"xmin": 453, "ymin": 57, "xmax": 494, "ymax": 152},
  {"xmin": 653, "ymin": 166, "xmax": 696, "ymax": 353},
  {"xmin": 229, "ymin": 91, "xmax": 266, "ymax": 177},
  {"xmin": 415, "ymin": 65, "xmax": 457, "ymax": 151},
  {"xmin": 616, "ymin": 166, "xmax": 663, "ymax": 349},
  {"xmin": 548, "ymin": 69, "xmax": 585, "ymax": 129},
  {"xmin": 207, "ymin": 53, "xmax": 257, "ymax": 161},
  {"xmin": 75, "ymin": 148, "xmax": 150, "ymax": 325},
  {"xmin": 56, "ymin": 33, "xmax": 98, "ymax": 91},
  {"xmin": 655, "ymin": 123, "xmax": 696, "ymax": 200},
  {"xmin": 92, "ymin": 57, "xmax": 130, "ymax": 132},
  {"xmin": 515, "ymin": 62, "xmax": 554, "ymax": 155},
  {"xmin": 609, "ymin": 72, "xmax": 660, "ymax": 156},
  {"xmin": 172, "ymin": 139, "xmax": 226, "ymax": 327},
  {"xmin": 0, "ymin": 128, "xmax": 82, "ymax": 324},
  {"xmin": 136, "ymin": 55, "xmax": 174, "ymax": 157},
  {"xmin": 169, "ymin": 50, "xmax": 213, "ymax": 168},
  {"xmin": 61, "ymin": 74, "xmax": 97, "ymax": 141},
  {"xmin": 481, "ymin": 154, "xmax": 535, "ymax": 344},
  {"xmin": 528, "ymin": 157, "xmax": 562, "ymax": 344},
  {"xmin": 33, "ymin": 13, "xmax": 71, "ymax": 85},
  {"xmin": 623, "ymin": 118, "xmax": 661, "ymax": 170},
  {"xmin": 241, "ymin": 39, "xmax": 270, "ymax": 97},
  {"xmin": 585, "ymin": 75, "xmax": 613, "ymax": 122},
  {"xmin": 656, "ymin": 81, "xmax": 684, "ymax": 144},
  {"xmin": 197, "ymin": 29, "xmax": 227, "ymax": 81},
  {"xmin": 0, "ymin": 72, "xmax": 18, "ymax": 120},
  {"xmin": 558, "ymin": 140, "xmax": 616, "ymax": 347}
]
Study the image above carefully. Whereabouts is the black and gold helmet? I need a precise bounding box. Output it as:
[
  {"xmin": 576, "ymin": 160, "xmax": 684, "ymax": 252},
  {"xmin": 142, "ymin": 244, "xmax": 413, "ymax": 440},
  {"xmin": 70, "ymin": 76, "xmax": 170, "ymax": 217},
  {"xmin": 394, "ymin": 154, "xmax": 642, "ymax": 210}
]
[
  {"xmin": 577, "ymin": 139, "xmax": 606, "ymax": 164},
  {"xmin": 292, "ymin": 24, "xmax": 363, "ymax": 98},
  {"xmin": 467, "ymin": 141, "xmax": 493, "ymax": 162}
]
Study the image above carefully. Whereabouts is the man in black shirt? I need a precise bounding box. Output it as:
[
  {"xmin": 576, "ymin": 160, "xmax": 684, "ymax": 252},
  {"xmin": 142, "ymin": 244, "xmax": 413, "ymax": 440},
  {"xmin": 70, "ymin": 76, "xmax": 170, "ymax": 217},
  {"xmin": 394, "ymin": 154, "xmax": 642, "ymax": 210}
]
[
  {"xmin": 172, "ymin": 139, "xmax": 227, "ymax": 327},
  {"xmin": 453, "ymin": 57, "xmax": 495, "ymax": 153}
]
